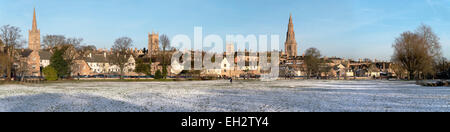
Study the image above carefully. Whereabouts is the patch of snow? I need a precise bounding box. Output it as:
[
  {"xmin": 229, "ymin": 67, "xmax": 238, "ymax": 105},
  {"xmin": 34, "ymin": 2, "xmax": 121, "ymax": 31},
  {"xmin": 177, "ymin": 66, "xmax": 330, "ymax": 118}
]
[{"xmin": 0, "ymin": 80, "xmax": 448, "ymax": 112}]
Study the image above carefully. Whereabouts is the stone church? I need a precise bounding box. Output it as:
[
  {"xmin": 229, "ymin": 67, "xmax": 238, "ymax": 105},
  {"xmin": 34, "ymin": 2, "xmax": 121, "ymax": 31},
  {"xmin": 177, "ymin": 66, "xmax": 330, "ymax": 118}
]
[
  {"xmin": 21, "ymin": 8, "xmax": 41, "ymax": 76},
  {"xmin": 148, "ymin": 31, "xmax": 159, "ymax": 55},
  {"xmin": 285, "ymin": 14, "xmax": 298, "ymax": 58}
]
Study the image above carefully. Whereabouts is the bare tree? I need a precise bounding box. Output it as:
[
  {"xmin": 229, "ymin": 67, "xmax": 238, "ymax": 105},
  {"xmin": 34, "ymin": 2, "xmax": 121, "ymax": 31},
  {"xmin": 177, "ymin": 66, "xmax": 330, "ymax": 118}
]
[
  {"xmin": 43, "ymin": 35, "xmax": 83, "ymax": 51},
  {"xmin": 78, "ymin": 45, "xmax": 96, "ymax": 57},
  {"xmin": 392, "ymin": 31, "xmax": 424, "ymax": 80},
  {"xmin": 160, "ymin": 34, "xmax": 170, "ymax": 78},
  {"xmin": 0, "ymin": 52, "xmax": 6, "ymax": 77},
  {"xmin": 66, "ymin": 37, "xmax": 83, "ymax": 50},
  {"xmin": 16, "ymin": 58, "xmax": 29, "ymax": 82},
  {"xmin": 392, "ymin": 24, "xmax": 442, "ymax": 80},
  {"xmin": 0, "ymin": 39, "xmax": 4, "ymax": 51},
  {"xmin": 42, "ymin": 35, "xmax": 66, "ymax": 49},
  {"xmin": 416, "ymin": 24, "xmax": 441, "ymax": 60},
  {"xmin": 391, "ymin": 62, "xmax": 406, "ymax": 80},
  {"xmin": 62, "ymin": 45, "xmax": 79, "ymax": 77},
  {"xmin": 0, "ymin": 40, "xmax": 4, "ymax": 76},
  {"xmin": 342, "ymin": 61, "xmax": 350, "ymax": 80},
  {"xmin": 367, "ymin": 63, "xmax": 379, "ymax": 79},
  {"xmin": 416, "ymin": 24, "xmax": 442, "ymax": 79},
  {"xmin": 304, "ymin": 47, "xmax": 321, "ymax": 79},
  {"xmin": 319, "ymin": 63, "xmax": 333, "ymax": 79},
  {"xmin": 0, "ymin": 25, "xmax": 24, "ymax": 81},
  {"xmin": 435, "ymin": 57, "xmax": 449, "ymax": 79},
  {"xmin": 110, "ymin": 37, "xmax": 133, "ymax": 79}
]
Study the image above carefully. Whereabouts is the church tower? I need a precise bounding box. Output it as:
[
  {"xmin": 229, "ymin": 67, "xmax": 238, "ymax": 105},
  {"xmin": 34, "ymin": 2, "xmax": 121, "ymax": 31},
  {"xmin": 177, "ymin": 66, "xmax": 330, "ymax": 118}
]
[
  {"xmin": 285, "ymin": 14, "xmax": 298, "ymax": 58},
  {"xmin": 27, "ymin": 8, "xmax": 41, "ymax": 76},
  {"xmin": 29, "ymin": 8, "xmax": 40, "ymax": 51},
  {"xmin": 148, "ymin": 31, "xmax": 159, "ymax": 55}
]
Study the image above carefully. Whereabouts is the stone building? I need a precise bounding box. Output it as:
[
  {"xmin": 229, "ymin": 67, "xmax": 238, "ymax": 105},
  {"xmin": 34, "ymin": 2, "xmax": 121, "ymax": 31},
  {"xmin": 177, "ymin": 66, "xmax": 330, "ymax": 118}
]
[
  {"xmin": 71, "ymin": 58, "xmax": 92, "ymax": 76},
  {"xmin": 84, "ymin": 52, "xmax": 136, "ymax": 76},
  {"xmin": 39, "ymin": 50, "xmax": 51, "ymax": 68},
  {"xmin": 26, "ymin": 8, "xmax": 41, "ymax": 76},
  {"xmin": 148, "ymin": 31, "xmax": 159, "ymax": 55},
  {"xmin": 285, "ymin": 14, "xmax": 298, "ymax": 58}
]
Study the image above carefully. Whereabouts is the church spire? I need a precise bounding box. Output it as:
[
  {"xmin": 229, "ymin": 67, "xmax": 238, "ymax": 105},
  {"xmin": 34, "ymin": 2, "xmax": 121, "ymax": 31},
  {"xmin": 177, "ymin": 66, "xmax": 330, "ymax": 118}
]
[
  {"xmin": 29, "ymin": 7, "xmax": 40, "ymax": 51},
  {"xmin": 32, "ymin": 8, "xmax": 38, "ymax": 31},
  {"xmin": 286, "ymin": 13, "xmax": 296, "ymax": 44},
  {"xmin": 287, "ymin": 13, "xmax": 294, "ymax": 36},
  {"xmin": 285, "ymin": 13, "xmax": 298, "ymax": 57}
]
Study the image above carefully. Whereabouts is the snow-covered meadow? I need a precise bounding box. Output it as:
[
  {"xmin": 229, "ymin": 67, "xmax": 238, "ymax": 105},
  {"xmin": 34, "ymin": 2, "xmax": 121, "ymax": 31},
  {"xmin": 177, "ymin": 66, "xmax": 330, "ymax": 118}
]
[{"xmin": 0, "ymin": 80, "xmax": 448, "ymax": 112}]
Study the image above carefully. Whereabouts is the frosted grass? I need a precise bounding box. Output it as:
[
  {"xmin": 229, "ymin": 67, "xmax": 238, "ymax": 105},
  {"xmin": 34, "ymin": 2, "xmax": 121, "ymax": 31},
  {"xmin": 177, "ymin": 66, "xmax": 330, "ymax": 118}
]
[{"xmin": 0, "ymin": 80, "xmax": 448, "ymax": 112}]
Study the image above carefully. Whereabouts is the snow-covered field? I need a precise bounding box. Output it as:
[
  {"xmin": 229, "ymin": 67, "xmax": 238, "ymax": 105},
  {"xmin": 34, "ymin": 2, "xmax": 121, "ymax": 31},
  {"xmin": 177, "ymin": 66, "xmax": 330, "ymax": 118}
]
[{"xmin": 0, "ymin": 80, "xmax": 448, "ymax": 112}]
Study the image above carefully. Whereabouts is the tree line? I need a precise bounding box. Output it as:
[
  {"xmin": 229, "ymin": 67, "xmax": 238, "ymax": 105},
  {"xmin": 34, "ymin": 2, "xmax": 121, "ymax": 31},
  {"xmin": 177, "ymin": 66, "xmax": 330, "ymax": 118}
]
[
  {"xmin": 0, "ymin": 24, "xmax": 173, "ymax": 81},
  {"xmin": 2, "ymin": 24, "xmax": 449, "ymax": 81},
  {"xmin": 285, "ymin": 24, "xmax": 449, "ymax": 80}
]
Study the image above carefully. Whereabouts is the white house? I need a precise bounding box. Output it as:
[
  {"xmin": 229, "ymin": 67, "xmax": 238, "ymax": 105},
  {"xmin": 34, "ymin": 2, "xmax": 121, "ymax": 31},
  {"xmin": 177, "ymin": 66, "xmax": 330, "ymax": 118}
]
[
  {"xmin": 85, "ymin": 53, "xmax": 136, "ymax": 75},
  {"xmin": 39, "ymin": 51, "xmax": 51, "ymax": 68}
]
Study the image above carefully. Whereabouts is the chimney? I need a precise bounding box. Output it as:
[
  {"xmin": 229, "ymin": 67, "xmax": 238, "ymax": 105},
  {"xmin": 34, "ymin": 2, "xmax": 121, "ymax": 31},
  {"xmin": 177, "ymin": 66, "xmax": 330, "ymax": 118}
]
[
  {"xmin": 104, "ymin": 52, "xmax": 107, "ymax": 58},
  {"xmin": 89, "ymin": 53, "xmax": 92, "ymax": 58}
]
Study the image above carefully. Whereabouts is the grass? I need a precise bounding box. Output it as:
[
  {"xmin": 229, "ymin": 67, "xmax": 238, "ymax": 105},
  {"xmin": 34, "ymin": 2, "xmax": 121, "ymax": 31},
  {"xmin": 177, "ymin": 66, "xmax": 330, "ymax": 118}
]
[
  {"xmin": 0, "ymin": 80, "xmax": 26, "ymax": 85},
  {"xmin": 46, "ymin": 78, "xmax": 175, "ymax": 83},
  {"xmin": 0, "ymin": 77, "xmax": 224, "ymax": 85},
  {"xmin": 11, "ymin": 78, "xmax": 215, "ymax": 85}
]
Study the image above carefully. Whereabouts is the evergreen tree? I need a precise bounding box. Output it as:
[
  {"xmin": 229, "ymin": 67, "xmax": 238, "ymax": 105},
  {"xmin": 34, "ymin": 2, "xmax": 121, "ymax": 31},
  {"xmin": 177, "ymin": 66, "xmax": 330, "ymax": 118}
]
[
  {"xmin": 50, "ymin": 48, "xmax": 69, "ymax": 79},
  {"xmin": 135, "ymin": 58, "xmax": 151, "ymax": 76},
  {"xmin": 162, "ymin": 65, "xmax": 168, "ymax": 79},
  {"xmin": 155, "ymin": 69, "xmax": 162, "ymax": 79}
]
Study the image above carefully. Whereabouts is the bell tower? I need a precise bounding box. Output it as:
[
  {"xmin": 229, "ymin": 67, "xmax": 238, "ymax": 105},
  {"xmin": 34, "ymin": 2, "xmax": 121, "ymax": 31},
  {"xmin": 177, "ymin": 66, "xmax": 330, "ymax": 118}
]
[
  {"xmin": 29, "ymin": 8, "xmax": 40, "ymax": 51},
  {"xmin": 148, "ymin": 31, "xmax": 159, "ymax": 55}
]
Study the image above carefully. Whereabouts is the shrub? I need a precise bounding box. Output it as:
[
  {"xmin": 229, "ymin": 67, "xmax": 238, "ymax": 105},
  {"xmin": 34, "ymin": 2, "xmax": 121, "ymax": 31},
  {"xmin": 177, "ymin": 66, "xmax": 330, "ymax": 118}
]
[
  {"xmin": 43, "ymin": 66, "xmax": 58, "ymax": 81},
  {"xmin": 155, "ymin": 69, "xmax": 162, "ymax": 79},
  {"xmin": 162, "ymin": 65, "xmax": 168, "ymax": 78}
]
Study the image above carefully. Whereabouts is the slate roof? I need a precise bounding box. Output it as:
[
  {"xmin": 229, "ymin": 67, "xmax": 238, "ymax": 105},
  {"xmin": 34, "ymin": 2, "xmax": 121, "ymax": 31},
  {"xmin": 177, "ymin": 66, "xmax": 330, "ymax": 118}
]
[
  {"xmin": 39, "ymin": 51, "xmax": 52, "ymax": 60},
  {"xmin": 85, "ymin": 54, "xmax": 109, "ymax": 63},
  {"xmin": 19, "ymin": 49, "xmax": 34, "ymax": 57}
]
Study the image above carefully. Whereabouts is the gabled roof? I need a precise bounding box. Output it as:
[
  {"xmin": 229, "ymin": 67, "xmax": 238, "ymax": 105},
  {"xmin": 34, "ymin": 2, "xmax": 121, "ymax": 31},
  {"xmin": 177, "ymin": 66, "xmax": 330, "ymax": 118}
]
[
  {"xmin": 39, "ymin": 51, "xmax": 52, "ymax": 60},
  {"xmin": 85, "ymin": 54, "xmax": 109, "ymax": 63},
  {"xmin": 19, "ymin": 49, "xmax": 34, "ymax": 57}
]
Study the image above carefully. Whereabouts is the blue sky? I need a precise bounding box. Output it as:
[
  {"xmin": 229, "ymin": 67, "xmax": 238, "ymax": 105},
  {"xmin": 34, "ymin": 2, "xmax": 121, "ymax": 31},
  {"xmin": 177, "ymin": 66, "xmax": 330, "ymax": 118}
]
[{"xmin": 0, "ymin": 0, "xmax": 449, "ymax": 61}]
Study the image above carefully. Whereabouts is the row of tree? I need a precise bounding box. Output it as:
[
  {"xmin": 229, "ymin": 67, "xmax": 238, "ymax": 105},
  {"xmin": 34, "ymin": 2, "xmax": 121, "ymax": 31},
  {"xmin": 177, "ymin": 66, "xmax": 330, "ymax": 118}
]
[
  {"xmin": 3, "ymin": 23, "xmax": 448, "ymax": 81},
  {"xmin": 298, "ymin": 24, "xmax": 448, "ymax": 80},
  {"xmin": 1, "ymin": 23, "xmax": 176, "ymax": 80}
]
